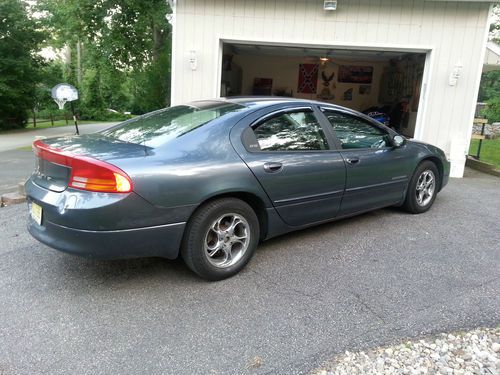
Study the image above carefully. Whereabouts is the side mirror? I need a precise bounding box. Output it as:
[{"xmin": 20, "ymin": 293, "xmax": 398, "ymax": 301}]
[{"xmin": 392, "ymin": 135, "xmax": 406, "ymax": 148}]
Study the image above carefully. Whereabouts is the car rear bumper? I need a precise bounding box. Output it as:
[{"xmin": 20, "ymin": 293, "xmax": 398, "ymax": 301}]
[
  {"xmin": 25, "ymin": 176, "xmax": 193, "ymax": 259},
  {"xmin": 27, "ymin": 211, "xmax": 186, "ymax": 260}
]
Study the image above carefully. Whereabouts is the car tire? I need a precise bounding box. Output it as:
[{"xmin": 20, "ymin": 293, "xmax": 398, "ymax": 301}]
[
  {"xmin": 181, "ymin": 198, "xmax": 260, "ymax": 281},
  {"xmin": 403, "ymin": 161, "xmax": 440, "ymax": 214}
]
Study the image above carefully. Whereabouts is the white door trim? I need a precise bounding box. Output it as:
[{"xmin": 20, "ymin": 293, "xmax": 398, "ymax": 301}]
[
  {"xmin": 219, "ymin": 37, "xmax": 433, "ymax": 54},
  {"xmin": 413, "ymin": 50, "xmax": 434, "ymax": 141}
]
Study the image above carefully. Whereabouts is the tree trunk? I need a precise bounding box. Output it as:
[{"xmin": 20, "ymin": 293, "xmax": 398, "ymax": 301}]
[
  {"xmin": 151, "ymin": 20, "xmax": 166, "ymax": 63},
  {"xmin": 76, "ymin": 39, "xmax": 82, "ymax": 86},
  {"xmin": 64, "ymin": 44, "xmax": 72, "ymax": 78}
]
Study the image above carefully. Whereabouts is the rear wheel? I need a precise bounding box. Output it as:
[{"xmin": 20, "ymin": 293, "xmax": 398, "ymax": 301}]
[
  {"xmin": 181, "ymin": 198, "xmax": 259, "ymax": 281},
  {"xmin": 403, "ymin": 161, "xmax": 439, "ymax": 214}
]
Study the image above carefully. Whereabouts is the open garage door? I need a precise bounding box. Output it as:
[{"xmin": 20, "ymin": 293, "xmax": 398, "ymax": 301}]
[{"xmin": 220, "ymin": 43, "xmax": 426, "ymax": 138}]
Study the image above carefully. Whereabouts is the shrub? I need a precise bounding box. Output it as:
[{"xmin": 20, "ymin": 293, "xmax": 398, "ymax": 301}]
[{"xmin": 482, "ymin": 97, "xmax": 500, "ymax": 123}]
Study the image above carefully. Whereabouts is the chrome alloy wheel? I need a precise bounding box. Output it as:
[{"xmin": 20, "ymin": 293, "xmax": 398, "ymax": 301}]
[
  {"xmin": 415, "ymin": 170, "xmax": 436, "ymax": 207},
  {"xmin": 204, "ymin": 213, "xmax": 250, "ymax": 268}
]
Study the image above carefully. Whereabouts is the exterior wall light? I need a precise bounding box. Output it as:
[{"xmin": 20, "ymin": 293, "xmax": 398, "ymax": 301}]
[
  {"xmin": 448, "ymin": 63, "xmax": 463, "ymax": 86},
  {"xmin": 189, "ymin": 50, "xmax": 198, "ymax": 71},
  {"xmin": 324, "ymin": 0, "xmax": 338, "ymax": 11}
]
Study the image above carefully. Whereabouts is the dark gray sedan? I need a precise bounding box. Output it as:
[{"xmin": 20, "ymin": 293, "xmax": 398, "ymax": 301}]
[{"xmin": 26, "ymin": 98, "xmax": 450, "ymax": 280}]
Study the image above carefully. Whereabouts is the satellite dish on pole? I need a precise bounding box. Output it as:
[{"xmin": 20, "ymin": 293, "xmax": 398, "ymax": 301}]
[{"xmin": 51, "ymin": 83, "xmax": 80, "ymax": 135}]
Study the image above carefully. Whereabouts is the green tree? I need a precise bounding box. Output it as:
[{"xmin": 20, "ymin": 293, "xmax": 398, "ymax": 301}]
[
  {"xmin": 86, "ymin": 0, "xmax": 173, "ymax": 113},
  {"xmin": 490, "ymin": 5, "xmax": 500, "ymax": 44},
  {"xmin": 482, "ymin": 97, "xmax": 500, "ymax": 123},
  {"xmin": 34, "ymin": 61, "xmax": 65, "ymax": 117},
  {"xmin": 0, "ymin": 0, "xmax": 44, "ymax": 129},
  {"xmin": 80, "ymin": 68, "xmax": 106, "ymax": 119},
  {"xmin": 478, "ymin": 70, "xmax": 500, "ymax": 102},
  {"xmin": 131, "ymin": 49, "xmax": 171, "ymax": 114},
  {"xmin": 37, "ymin": 0, "xmax": 172, "ymax": 117},
  {"xmin": 478, "ymin": 6, "xmax": 500, "ymax": 104}
]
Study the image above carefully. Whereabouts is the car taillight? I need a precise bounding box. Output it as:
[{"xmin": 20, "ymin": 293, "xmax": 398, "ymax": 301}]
[
  {"xmin": 33, "ymin": 140, "xmax": 133, "ymax": 193},
  {"xmin": 69, "ymin": 156, "xmax": 132, "ymax": 193}
]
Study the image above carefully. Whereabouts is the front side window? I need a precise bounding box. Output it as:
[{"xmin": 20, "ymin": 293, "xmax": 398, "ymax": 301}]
[
  {"xmin": 323, "ymin": 110, "xmax": 390, "ymax": 149},
  {"xmin": 252, "ymin": 110, "xmax": 329, "ymax": 151}
]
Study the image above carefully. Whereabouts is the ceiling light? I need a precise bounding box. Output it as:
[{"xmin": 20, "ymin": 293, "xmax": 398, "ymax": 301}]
[{"xmin": 319, "ymin": 57, "xmax": 330, "ymax": 66}]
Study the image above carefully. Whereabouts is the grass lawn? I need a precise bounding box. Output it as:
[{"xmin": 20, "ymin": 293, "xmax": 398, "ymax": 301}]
[{"xmin": 469, "ymin": 138, "xmax": 500, "ymax": 169}]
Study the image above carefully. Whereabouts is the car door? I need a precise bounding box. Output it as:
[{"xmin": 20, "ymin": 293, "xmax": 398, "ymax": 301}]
[
  {"xmin": 236, "ymin": 107, "xmax": 346, "ymax": 227},
  {"xmin": 320, "ymin": 108, "xmax": 413, "ymax": 216}
]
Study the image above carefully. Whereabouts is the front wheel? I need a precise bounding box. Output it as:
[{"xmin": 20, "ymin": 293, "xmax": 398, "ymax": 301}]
[
  {"xmin": 181, "ymin": 198, "xmax": 259, "ymax": 281},
  {"xmin": 402, "ymin": 161, "xmax": 439, "ymax": 214}
]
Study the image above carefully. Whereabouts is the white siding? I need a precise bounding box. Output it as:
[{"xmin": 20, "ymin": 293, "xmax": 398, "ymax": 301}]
[{"xmin": 171, "ymin": 0, "xmax": 492, "ymax": 177}]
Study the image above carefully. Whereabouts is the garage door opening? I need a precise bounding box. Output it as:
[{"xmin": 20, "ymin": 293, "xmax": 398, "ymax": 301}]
[{"xmin": 220, "ymin": 43, "xmax": 426, "ymax": 138}]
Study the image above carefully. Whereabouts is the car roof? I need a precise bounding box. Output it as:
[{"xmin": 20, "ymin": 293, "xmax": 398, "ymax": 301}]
[
  {"xmin": 225, "ymin": 96, "xmax": 327, "ymax": 106},
  {"xmin": 185, "ymin": 97, "xmax": 388, "ymax": 131},
  {"xmin": 190, "ymin": 96, "xmax": 353, "ymax": 113}
]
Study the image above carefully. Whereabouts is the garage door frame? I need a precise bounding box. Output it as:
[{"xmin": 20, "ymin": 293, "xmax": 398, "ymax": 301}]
[{"xmin": 216, "ymin": 37, "xmax": 434, "ymax": 141}]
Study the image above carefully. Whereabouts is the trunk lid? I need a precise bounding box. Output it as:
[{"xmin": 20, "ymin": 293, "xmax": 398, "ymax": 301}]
[{"xmin": 32, "ymin": 155, "xmax": 71, "ymax": 192}]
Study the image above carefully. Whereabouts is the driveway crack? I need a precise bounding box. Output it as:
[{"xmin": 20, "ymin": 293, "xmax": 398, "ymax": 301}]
[
  {"xmin": 349, "ymin": 291, "xmax": 387, "ymax": 324},
  {"xmin": 248, "ymin": 269, "xmax": 324, "ymax": 303}
]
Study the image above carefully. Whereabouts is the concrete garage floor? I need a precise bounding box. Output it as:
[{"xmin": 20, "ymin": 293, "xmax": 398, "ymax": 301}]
[{"xmin": 0, "ymin": 170, "xmax": 499, "ymax": 374}]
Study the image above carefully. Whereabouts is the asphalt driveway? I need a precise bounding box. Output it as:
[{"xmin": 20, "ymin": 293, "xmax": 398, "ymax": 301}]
[
  {"xmin": 0, "ymin": 122, "xmax": 117, "ymax": 153},
  {"xmin": 0, "ymin": 149, "xmax": 34, "ymax": 195},
  {"xmin": 0, "ymin": 122, "xmax": 115, "ymax": 195},
  {"xmin": 0, "ymin": 169, "xmax": 499, "ymax": 374}
]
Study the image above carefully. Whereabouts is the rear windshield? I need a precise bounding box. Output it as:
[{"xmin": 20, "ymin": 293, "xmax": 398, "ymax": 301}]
[{"xmin": 102, "ymin": 101, "xmax": 245, "ymax": 148}]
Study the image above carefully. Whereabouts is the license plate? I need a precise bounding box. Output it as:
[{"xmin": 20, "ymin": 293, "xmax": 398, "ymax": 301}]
[{"xmin": 31, "ymin": 202, "xmax": 43, "ymax": 226}]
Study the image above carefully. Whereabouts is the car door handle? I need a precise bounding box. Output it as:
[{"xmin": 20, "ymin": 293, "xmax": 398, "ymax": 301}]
[
  {"xmin": 345, "ymin": 157, "xmax": 360, "ymax": 164},
  {"xmin": 263, "ymin": 162, "xmax": 283, "ymax": 173}
]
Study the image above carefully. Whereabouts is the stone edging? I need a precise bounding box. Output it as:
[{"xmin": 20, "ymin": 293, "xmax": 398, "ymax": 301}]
[{"xmin": 466, "ymin": 156, "xmax": 500, "ymax": 177}]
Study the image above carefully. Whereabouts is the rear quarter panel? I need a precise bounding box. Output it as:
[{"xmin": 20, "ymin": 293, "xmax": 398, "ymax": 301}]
[{"xmin": 111, "ymin": 119, "xmax": 273, "ymax": 217}]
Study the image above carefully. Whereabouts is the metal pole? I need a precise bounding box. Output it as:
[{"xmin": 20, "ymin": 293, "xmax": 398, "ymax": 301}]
[
  {"xmin": 70, "ymin": 102, "xmax": 79, "ymax": 135},
  {"xmin": 476, "ymin": 123, "xmax": 486, "ymax": 159}
]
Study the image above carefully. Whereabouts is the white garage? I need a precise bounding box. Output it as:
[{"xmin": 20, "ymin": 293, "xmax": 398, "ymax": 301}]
[{"xmin": 169, "ymin": 0, "xmax": 496, "ymax": 177}]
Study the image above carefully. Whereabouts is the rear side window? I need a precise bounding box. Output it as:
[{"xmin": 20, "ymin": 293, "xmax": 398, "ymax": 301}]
[
  {"xmin": 252, "ymin": 110, "xmax": 329, "ymax": 151},
  {"xmin": 102, "ymin": 102, "xmax": 244, "ymax": 148},
  {"xmin": 323, "ymin": 110, "xmax": 390, "ymax": 149}
]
